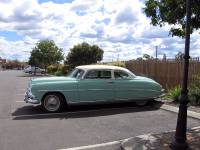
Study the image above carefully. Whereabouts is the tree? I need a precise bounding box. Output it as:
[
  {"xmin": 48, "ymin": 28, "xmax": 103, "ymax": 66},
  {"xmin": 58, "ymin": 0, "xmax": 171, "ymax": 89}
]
[
  {"xmin": 162, "ymin": 53, "xmax": 167, "ymax": 61},
  {"xmin": 175, "ymin": 51, "xmax": 184, "ymax": 60},
  {"xmin": 143, "ymin": 54, "xmax": 151, "ymax": 60},
  {"xmin": 29, "ymin": 40, "xmax": 64, "ymax": 70},
  {"xmin": 3, "ymin": 59, "xmax": 25, "ymax": 70},
  {"xmin": 29, "ymin": 51, "xmax": 40, "ymax": 68},
  {"xmin": 65, "ymin": 42, "xmax": 104, "ymax": 69},
  {"xmin": 142, "ymin": 54, "xmax": 154, "ymax": 60},
  {"xmin": 144, "ymin": 0, "xmax": 200, "ymax": 37}
]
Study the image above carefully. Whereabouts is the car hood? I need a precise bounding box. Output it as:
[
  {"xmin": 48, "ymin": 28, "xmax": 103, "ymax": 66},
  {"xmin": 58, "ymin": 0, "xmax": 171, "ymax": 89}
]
[{"xmin": 31, "ymin": 76, "xmax": 75, "ymax": 85}]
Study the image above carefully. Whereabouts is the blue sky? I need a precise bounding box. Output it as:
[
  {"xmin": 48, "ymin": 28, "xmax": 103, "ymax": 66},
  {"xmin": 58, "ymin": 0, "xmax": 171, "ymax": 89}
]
[
  {"xmin": 0, "ymin": 0, "xmax": 199, "ymax": 61},
  {"xmin": 0, "ymin": 31, "xmax": 24, "ymax": 41}
]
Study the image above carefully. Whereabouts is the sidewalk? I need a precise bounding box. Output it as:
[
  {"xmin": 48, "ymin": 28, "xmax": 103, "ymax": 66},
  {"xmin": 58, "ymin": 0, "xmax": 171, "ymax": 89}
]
[
  {"xmin": 161, "ymin": 98, "xmax": 200, "ymax": 112},
  {"xmin": 157, "ymin": 103, "xmax": 200, "ymax": 120},
  {"xmin": 60, "ymin": 126, "xmax": 200, "ymax": 150},
  {"xmin": 121, "ymin": 126, "xmax": 200, "ymax": 150}
]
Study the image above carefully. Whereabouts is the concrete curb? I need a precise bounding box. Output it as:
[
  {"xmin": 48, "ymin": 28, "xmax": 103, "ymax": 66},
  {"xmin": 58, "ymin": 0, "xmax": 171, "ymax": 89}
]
[
  {"xmin": 159, "ymin": 104, "xmax": 200, "ymax": 120},
  {"xmin": 57, "ymin": 140, "xmax": 124, "ymax": 150}
]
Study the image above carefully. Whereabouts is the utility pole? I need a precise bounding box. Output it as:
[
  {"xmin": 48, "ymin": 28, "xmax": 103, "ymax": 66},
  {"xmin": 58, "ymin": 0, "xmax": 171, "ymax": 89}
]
[
  {"xmin": 117, "ymin": 54, "xmax": 119, "ymax": 62},
  {"xmin": 170, "ymin": 0, "xmax": 191, "ymax": 149},
  {"xmin": 111, "ymin": 54, "xmax": 113, "ymax": 62},
  {"xmin": 155, "ymin": 46, "xmax": 158, "ymax": 59},
  {"xmin": 117, "ymin": 54, "xmax": 119, "ymax": 65}
]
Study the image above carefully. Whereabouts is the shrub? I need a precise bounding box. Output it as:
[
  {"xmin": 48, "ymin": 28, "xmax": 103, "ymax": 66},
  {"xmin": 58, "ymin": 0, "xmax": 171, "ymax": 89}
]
[
  {"xmin": 54, "ymin": 70, "xmax": 63, "ymax": 76},
  {"xmin": 189, "ymin": 74, "xmax": 200, "ymax": 106},
  {"xmin": 189, "ymin": 87, "xmax": 200, "ymax": 106},
  {"xmin": 57, "ymin": 65, "xmax": 69, "ymax": 76},
  {"xmin": 166, "ymin": 74, "xmax": 200, "ymax": 106},
  {"xmin": 47, "ymin": 65, "xmax": 58, "ymax": 74},
  {"xmin": 47, "ymin": 64, "xmax": 70, "ymax": 76},
  {"xmin": 166, "ymin": 85, "xmax": 181, "ymax": 102}
]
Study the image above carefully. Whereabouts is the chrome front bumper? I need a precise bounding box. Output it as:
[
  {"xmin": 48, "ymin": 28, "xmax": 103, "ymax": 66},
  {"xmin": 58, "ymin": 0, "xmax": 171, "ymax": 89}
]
[{"xmin": 24, "ymin": 90, "xmax": 40, "ymax": 104}]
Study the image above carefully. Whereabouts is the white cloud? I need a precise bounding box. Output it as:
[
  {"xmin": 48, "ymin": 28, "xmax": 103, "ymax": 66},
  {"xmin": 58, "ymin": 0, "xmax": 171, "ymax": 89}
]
[
  {"xmin": 0, "ymin": 36, "xmax": 35, "ymax": 61},
  {"xmin": 0, "ymin": 0, "xmax": 200, "ymax": 61}
]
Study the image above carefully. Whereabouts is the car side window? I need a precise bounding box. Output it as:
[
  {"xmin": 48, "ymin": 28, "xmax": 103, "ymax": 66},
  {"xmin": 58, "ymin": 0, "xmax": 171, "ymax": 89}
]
[
  {"xmin": 85, "ymin": 70, "xmax": 111, "ymax": 79},
  {"xmin": 114, "ymin": 70, "xmax": 131, "ymax": 80},
  {"xmin": 100, "ymin": 70, "xmax": 111, "ymax": 79},
  {"xmin": 85, "ymin": 70, "xmax": 98, "ymax": 79}
]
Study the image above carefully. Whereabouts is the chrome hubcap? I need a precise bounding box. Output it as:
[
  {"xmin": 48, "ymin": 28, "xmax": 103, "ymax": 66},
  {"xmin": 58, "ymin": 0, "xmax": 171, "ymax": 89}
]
[{"xmin": 44, "ymin": 95, "xmax": 60, "ymax": 112}]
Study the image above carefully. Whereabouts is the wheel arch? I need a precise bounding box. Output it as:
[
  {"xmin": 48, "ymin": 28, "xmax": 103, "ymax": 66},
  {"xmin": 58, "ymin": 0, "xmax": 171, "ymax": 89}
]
[{"xmin": 41, "ymin": 91, "xmax": 67, "ymax": 105}]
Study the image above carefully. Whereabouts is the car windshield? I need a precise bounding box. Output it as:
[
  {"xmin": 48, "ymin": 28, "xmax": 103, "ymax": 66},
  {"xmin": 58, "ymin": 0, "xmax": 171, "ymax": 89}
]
[{"xmin": 69, "ymin": 68, "xmax": 85, "ymax": 79}]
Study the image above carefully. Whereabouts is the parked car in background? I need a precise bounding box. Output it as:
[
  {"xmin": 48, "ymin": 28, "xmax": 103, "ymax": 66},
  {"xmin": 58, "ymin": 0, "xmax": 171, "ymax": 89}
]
[
  {"xmin": 24, "ymin": 66, "xmax": 45, "ymax": 74},
  {"xmin": 24, "ymin": 65, "xmax": 164, "ymax": 112}
]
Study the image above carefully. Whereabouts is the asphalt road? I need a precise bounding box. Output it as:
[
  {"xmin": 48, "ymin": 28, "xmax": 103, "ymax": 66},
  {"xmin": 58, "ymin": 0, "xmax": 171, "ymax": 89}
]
[{"xmin": 0, "ymin": 70, "xmax": 200, "ymax": 150}]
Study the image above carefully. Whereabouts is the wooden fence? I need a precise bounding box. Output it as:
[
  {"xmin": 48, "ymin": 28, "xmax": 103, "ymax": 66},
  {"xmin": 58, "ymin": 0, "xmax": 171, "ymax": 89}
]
[{"xmin": 125, "ymin": 58, "xmax": 200, "ymax": 89}]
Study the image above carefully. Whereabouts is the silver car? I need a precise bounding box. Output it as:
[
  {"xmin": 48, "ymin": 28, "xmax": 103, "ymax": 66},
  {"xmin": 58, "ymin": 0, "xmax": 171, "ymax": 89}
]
[{"xmin": 24, "ymin": 66, "xmax": 45, "ymax": 74}]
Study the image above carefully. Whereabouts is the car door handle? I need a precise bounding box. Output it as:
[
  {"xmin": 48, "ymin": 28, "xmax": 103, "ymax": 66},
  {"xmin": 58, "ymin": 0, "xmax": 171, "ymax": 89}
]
[{"xmin": 107, "ymin": 81, "xmax": 114, "ymax": 84}]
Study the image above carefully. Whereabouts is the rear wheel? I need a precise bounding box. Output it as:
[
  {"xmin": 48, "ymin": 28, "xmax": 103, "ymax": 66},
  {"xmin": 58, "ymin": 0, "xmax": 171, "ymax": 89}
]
[
  {"xmin": 136, "ymin": 100, "xmax": 148, "ymax": 106},
  {"xmin": 42, "ymin": 93, "xmax": 65, "ymax": 112}
]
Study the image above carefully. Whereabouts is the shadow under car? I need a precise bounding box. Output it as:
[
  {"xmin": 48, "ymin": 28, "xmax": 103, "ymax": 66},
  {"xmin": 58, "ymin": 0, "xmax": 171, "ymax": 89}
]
[{"xmin": 12, "ymin": 100, "xmax": 163, "ymax": 120}]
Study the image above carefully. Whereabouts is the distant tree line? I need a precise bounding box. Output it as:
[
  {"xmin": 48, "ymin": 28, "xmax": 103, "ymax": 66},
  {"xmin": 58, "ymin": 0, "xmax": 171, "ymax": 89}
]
[
  {"xmin": 2, "ymin": 60, "xmax": 27, "ymax": 70},
  {"xmin": 134, "ymin": 52, "xmax": 187, "ymax": 61}
]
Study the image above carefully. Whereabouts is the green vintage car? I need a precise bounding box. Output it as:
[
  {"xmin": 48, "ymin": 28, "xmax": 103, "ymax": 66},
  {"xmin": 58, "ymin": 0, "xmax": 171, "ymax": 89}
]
[{"xmin": 24, "ymin": 65, "xmax": 164, "ymax": 112}]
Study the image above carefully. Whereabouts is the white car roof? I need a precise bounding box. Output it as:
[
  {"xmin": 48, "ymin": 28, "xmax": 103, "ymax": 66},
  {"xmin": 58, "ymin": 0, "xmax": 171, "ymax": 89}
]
[
  {"xmin": 76, "ymin": 65, "xmax": 136, "ymax": 78},
  {"xmin": 76, "ymin": 65, "xmax": 129, "ymax": 72}
]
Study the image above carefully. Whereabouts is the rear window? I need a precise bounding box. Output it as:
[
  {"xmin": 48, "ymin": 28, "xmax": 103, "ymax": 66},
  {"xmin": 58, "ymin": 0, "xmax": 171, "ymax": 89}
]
[{"xmin": 114, "ymin": 70, "xmax": 131, "ymax": 79}]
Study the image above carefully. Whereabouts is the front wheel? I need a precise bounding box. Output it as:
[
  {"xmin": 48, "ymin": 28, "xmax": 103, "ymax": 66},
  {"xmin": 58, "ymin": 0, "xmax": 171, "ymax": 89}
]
[{"xmin": 42, "ymin": 93, "xmax": 65, "ymax": 112}]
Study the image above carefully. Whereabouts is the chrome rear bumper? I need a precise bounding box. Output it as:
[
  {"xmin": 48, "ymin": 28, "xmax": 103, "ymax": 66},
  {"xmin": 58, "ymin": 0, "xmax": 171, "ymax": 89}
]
[{"xmin": 158, "ymin": 89, "xmax": 165, "ymax": 98}]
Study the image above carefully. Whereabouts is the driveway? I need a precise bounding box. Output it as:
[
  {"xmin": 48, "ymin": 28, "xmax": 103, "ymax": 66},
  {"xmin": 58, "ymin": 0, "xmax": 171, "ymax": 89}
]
[{"xmin": 0, "ymin": 70, "xmax": 199, "ymax": 150}]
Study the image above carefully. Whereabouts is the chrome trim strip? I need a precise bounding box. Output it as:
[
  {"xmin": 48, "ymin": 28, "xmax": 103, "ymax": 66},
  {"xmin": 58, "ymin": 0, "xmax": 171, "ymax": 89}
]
[
  {"xmin": 38, "ymin": 90, "xmax": 75, "ymax": 92},
  {"xmin": 86, "ymin": 89, "xmax": 113, "ymax": 91},
  {"xmin": 69, "ymin": 100, "xmax": 114, "ymax": 103},
  {"xmin": 38, "ymin": 89, "xmax": 162, "ymax": 92},
  {"xmin": 68, "ymin": 98, "xmax": 151, "ymax": 104},
  {"xmin": 38, "ymin": 89, "xmax": 113, "ymax": 92},
  {"xmin": 114, "ymin": 89, "xmax": 162, "ymax": 92}
]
